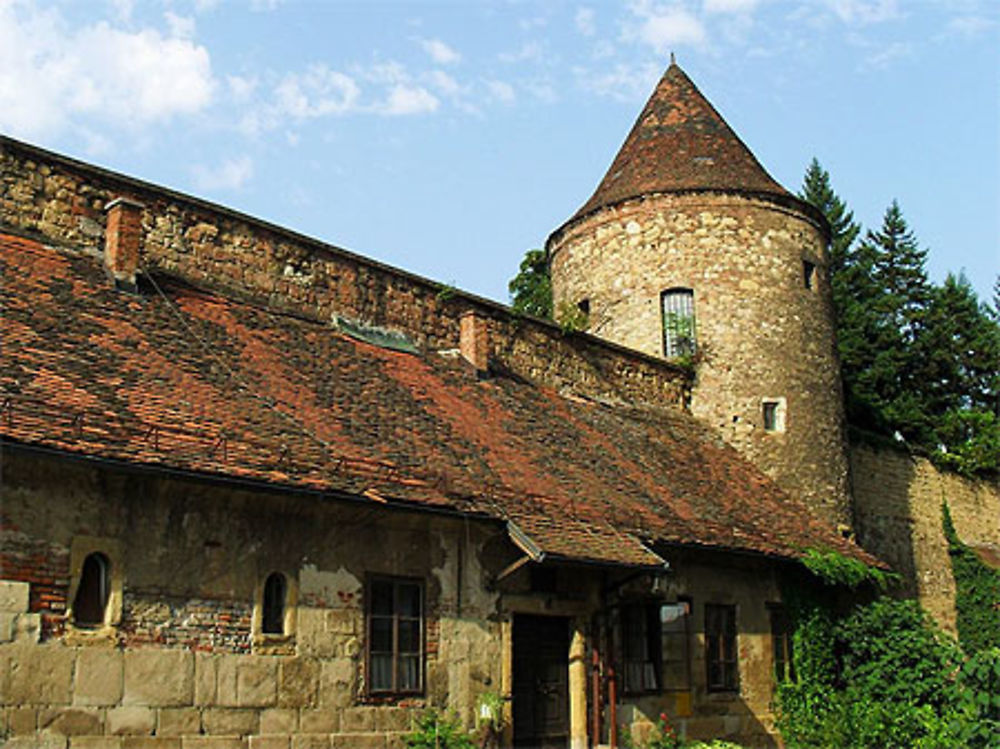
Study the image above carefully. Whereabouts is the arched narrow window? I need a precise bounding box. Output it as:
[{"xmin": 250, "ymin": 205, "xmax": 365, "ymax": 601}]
[
  {"xmin": 661, "ymin": 288, "xmax": 696, "ymax": 358},
  {"xmin": 73, "ymin": 552, "xmax": 110, "ymax": 627},
  {"xmin": 262, "ymin": 572, "xmax": 287, "ymax": 635}
]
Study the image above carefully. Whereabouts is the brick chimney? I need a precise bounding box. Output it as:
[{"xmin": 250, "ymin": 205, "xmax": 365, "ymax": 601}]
[
  {"xmin": 460, "ymin": 310, "xmax": 490, "ymax": 374},
  {"xmin": 104, "ymin": 197, "xmax": 144, "ymax": 290}
]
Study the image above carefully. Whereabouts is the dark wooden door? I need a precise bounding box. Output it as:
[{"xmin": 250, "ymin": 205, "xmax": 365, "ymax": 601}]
[{"xmin": 513, "ymin": 614, "xmax": 570, "ymax": 748}]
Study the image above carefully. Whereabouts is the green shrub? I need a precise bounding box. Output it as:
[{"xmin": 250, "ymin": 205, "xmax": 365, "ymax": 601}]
[
  {"xmin": 404, "ymin": 710, "xmax": 476, "ymax": 749},
  {"xmin": 943, "ymin": 502, "xmax": 1000, "ymax": 655},
  {"xmin": 948, "ymin": 647, "xmax": 1000, "ymax": 747}
]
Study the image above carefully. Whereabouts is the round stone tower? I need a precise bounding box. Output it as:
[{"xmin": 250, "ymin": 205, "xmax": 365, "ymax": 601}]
[{"xmin": 547, "ymin": 62, "xmax": 851, "ymax": 528}]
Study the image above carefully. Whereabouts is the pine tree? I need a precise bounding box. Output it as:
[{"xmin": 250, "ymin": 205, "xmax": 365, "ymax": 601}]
[
  {"xmin": 799, "ymin": 158, "xmax": 861, "ymax": 280},
  {"xmin": 508, "ymin": 248, "xmax": 552, "ymax": 319}
]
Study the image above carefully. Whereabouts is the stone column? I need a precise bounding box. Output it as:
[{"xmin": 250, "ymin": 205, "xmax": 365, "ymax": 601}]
[{"xmin": 569, "ymin": 617, "xmax": 588, "ymax": 749}]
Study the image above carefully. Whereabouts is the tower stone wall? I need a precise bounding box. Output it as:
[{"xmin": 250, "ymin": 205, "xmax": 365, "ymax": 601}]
[{"xmin": 549, "ymin": 191, "xmax": 851, "ymax": 527}]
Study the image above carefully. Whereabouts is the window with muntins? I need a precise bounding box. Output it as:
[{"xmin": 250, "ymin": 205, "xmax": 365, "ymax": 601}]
[
  {"xmin": 705, "ymin": 604, "xmax": 738, "ymax": 691},
  {"xmin": 660, "ymin": 599, "xmax": 692, "ymax": 691},
  {"xmin": 622, "ymin": 603, "xmax": 661, "ymax": 694},
  {"xmin": 769, "ymin": 605, "xmax": 795, "ymax": 683},
  {"xmin": 73, "ymin": 552, "xmax": 110, "ymax": 627},
  {"xmin": 661, "ymin": 288, "xmax": 696, "ymax": 358},
  {"xmin": 368, "ymin": 577, "xmax": 423, "ymax": 694},
  {"xmin": 262, "ymin": 572, "xmax": 287, "ymax": 635}
]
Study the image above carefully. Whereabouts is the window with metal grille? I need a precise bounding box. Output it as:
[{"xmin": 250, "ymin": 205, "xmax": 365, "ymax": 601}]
[
  {"xmin": 769, "ymin": 605, "xmax": 795, "ymax": 683},
  {"xmin": 367, "ymin": 577, "xmax": 424, "ymax": 694},
  {"xmin": 73, "ymin": 552, "xmax": 110, "ymax": 627},
  {"xmin": 262, "ymin": 572, "xmax": 287, "ymax": 635},
  {"xmin": 661, "ymin": 288, "xmax": 696, "ymax": 358},
  {"xmin": 705, "ymin": 604, "xmax": 738, "ymax": 691}
]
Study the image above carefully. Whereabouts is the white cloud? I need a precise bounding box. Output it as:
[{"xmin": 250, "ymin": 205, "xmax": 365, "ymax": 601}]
[
  {"xmin": 944, "ymin": 14, "xmax": 995, "ymax": 37},
  {"xmin": 704, "ymin": 0, "xmax": 758, "ymax": 13},
  {"xmin": 828, "ymin": 0, "xmax": 900, "ymax": 25},
  {"xmin": 631, "ymin": 5, "xmax": 707, "ymax": 51},
  {"xmin": 192, "ymin": 155, "xmax": 254, "ymax": 191},
  {"xmin": 499, "ymin": 41, "xmax": 545, "ymax": 63},
  {"xmin": 164, "ymin": 11, "xmax": 195, "ymax": 40},
  {"xmin": 486, "ymin": 79, "xmax": 516, "ymax": 104},
  {"xmin": 108, "ymin": 0, "xmax": 133, "ymax": 23},
  {"xmin": 0, "ymin": 2, "xmax": 214, "ymax": 139},
  {"xmin": 274, "ymin": 65, "xmax": 361, "ymax": 118},
  {"xmin": 575, "ymin": 7, "xmax": 596, "ymax": 36},
  {"xmin": 380, "ymin": 85, "xmax": 439, "ymax": 115},
  {"xmin": 578, "ymin": 61, "xmax": 662, "ymax": 101},
  {"xmin": 227, "ymin": 74, "xmax": 257, "ymax": 101},
  {"xmin": 861, "ymin": 39, "xmax": 912, "ymax": 68},
  {"xmin": 193, "ymin": 0, "xmax": 220, "ymax": 12},
  {"xmin": 426, "ymin": 70, "xmax": 461, "ymax": 96},
  {"xmin": 250, "ymin": 0, "xmax": 284, "ymax": 11},
  {"xmin": 420, "ymin": 38, "xmax": 461, "ymax": 65}
]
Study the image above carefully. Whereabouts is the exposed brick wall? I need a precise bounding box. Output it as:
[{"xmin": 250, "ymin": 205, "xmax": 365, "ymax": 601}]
[
  {"xmin": 851, "ymin": 441, "xmax": 1000, "ymax": 634},
  {"xmin": 0, "ymin": 514, "xmax": 70, "ymax": 638},
  {"xmin": 1, "ymin": 136, "xmax": 689, "ymax": 414},
  {"xmin": 549, "ymin": 193, "xmax": 850, "ymax": 527},
  {"xmin": 121, "ymin": 595, "xmax": 253, "ymax": 653}
]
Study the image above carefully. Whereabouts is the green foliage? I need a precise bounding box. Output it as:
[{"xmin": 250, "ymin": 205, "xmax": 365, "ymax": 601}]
[
  {"xmin": 404, "ymin": 710, "xmax": 476, "ymax": 749},
  {"xmin": 800, "ymin": 548, "xmax": 895, "ymax": 590},
  {"xmin": 803, "ymin": 160, "xmax": 1000, "ymax": 476},
  {"xmin": 622, "ymin": 714, "xmax": 747, "ymax": 749},
  {"xmin": 799, "ymin": 158, "xmax": 861, "ymax": 281},
  {"xmin": 555, "ymin": 299, "xmax": 588, "ymax": 333},
  {"xmin": 776, "ymin": 596, "xmax": 961, "ymax": 748},
  {"xmin": 949, "ymin": 647, "xmax": 1000, "ymax": 747},
  {"xmin": 943, "ymin": 503, "xmax": 1000, "ymax": 654},
  {"xmin": 508, "ymin": 248, "xmax": 553, "ymax": 319}
]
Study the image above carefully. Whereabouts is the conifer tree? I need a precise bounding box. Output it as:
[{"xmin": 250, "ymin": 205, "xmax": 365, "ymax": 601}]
[{"xmin": 799, "ymin": 158, "xmax": 860, "ymax": 279}]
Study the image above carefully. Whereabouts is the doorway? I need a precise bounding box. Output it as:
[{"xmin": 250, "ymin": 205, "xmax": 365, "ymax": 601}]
[{"xmin": 512, "ymin": 614, "xmax": 570, "ymax": 748}]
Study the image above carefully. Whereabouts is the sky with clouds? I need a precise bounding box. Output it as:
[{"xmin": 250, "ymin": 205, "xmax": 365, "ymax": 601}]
[{"xmin": 2, "ymin": 0, "xmax": 996, "ymax": 303}]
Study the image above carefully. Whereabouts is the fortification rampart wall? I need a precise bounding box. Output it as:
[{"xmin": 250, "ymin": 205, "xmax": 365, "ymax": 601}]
[{"xmin": 850, "ymin": 441, "xmax": 1000, "ymax": 634}]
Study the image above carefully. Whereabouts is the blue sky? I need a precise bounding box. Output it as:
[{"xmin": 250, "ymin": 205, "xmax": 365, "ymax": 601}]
[{"xmin": 2, "ymin": 0, "xmax": 997, "ymax": 304}]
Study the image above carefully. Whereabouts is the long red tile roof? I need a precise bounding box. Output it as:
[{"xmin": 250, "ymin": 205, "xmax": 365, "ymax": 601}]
[{"xmin": 0, "ymin": 231, "xmax": 878, "ymax": 568}]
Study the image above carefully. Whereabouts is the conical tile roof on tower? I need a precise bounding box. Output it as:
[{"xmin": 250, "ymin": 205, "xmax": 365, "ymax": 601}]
[{"xmin": 571, "ymin": 61, "xmax": 796, "ymax": 225}]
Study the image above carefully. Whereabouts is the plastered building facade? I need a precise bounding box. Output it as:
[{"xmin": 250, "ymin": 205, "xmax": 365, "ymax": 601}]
[{"xmin": 1, "ymin": 62, "xmax": 996, "ymax": 749}]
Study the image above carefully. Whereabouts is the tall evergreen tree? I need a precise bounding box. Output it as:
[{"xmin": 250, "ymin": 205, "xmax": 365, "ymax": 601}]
[{"xmin": 799, "ymin": 158, "xmax": 861, "ymax": 280}]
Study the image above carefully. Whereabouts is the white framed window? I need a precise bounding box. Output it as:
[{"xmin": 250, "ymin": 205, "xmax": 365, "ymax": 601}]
[
  {"xmin": 661, "ymin": 288, "xmax": 696, "ymax": 358},
  {"xmin": 762, "ymin": 397, "xmax": 787, "ymax": 433}
]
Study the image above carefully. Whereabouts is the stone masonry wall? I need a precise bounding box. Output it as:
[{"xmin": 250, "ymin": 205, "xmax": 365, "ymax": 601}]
[
  {"xmin": 1, "ymin": 450, "xmax": 504, "ymax": 748},
  {"xmin": 549, "ymin": 193, "xmax": 850, "ymax": 527},
  {"xmin": 850, "ymin": 441, "xmax": 1000, "ymax": 635},
  {"xmin": 0, "ymin": 136, "xmax": 688, "ymax": 414}
]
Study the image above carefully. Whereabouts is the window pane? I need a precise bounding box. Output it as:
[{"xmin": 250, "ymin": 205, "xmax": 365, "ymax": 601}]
[
  {"xmin": 398, "ymin": 619, "xmax": 420, "ymax": 653},
  {"xmin": 74, "ymin": 552, "xmax": 110, "ymax": 627},
  {"xmin": 399, "ymin": 656, "xmax": 420, "ymax": 691},
  {"xmin": 371, "ymin": 617, "xmax": 393, "ymax": 652},
  {"xmin": 262, "ymin": 573, "xmax": 286, "ymax": 634},
  {"xmin": 371, "ymin": 654, "xmax": 393, "ymax": 691},
  {"xmin": 662, "ymin": 289, "xmax": 696, "ymax": 358},
  {"xmin": 371, "ymin": 581, "xmax": 393, "ymax": 616},
  {"xmin": 397, "ymin": 583, "xmax": 420, "ymax": 617}
]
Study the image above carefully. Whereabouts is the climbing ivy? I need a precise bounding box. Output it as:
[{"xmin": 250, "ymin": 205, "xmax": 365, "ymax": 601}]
[
  {"xmin": 942, "ymin": 502, "xmax": 1000, "ymax": 655},
  {"xmin": 799, "ymin": 548, "xmax": 897, "ymax": 590}
]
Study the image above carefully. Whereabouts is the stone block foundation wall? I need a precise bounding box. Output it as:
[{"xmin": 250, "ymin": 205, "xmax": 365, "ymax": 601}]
[
  {"xmin": 850, "ymin": 441, "xmax": 1000, "ymax": 635},
  {"xmin": 0, "ymin": 136, "xmax": 688, "ymax": 415}
]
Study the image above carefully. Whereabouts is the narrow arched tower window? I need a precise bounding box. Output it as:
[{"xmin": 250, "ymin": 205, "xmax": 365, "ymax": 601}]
[
  {"xmin": 661, "ymin": 288, "xmax": 696, "ymax": 358},
  {"xmin": 73, "ymin": 552, "xmax": 110, "ymax": 627},
  {"xmin": 262, "ymin": 572, "xmax": 287, "ymax": 635}
]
